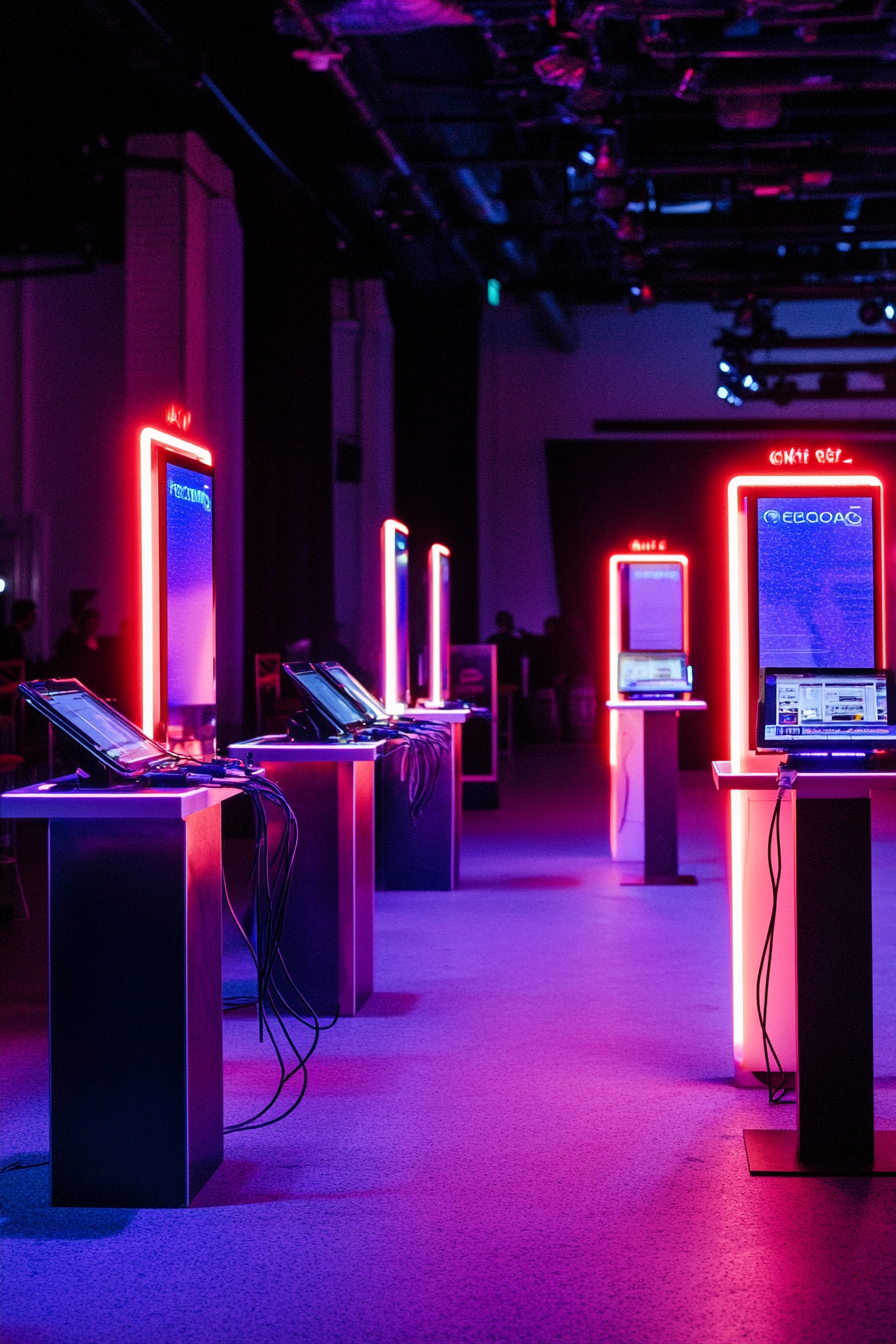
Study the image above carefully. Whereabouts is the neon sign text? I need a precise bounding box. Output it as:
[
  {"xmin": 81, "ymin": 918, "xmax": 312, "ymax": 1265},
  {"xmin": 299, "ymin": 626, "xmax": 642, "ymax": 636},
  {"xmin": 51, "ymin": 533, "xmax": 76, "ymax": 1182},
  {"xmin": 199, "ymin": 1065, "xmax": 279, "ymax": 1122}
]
[
  {"xmin": 769, "ymin": 447, "xmax": 853, "ymax": 466},
  {"xmin": 629, "ymin": 539, "xmax": 667, "ymax": 552},
  {"xmin": 168, "ymin": 480, "xmax": 211, "ymax": 509}
]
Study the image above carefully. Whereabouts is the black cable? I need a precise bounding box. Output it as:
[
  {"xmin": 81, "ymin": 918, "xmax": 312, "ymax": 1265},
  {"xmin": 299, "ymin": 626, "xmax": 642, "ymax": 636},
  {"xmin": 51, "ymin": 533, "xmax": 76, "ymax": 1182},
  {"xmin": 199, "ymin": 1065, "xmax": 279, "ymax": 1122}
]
[
  {"xmin": 757, "ymin": 782, "xmax": 795, "ymax": 1105},
  {"xmin": 0, "ymin": 1159, "xmax": 48, "ymax": 1174},
  {"xmin": 218, "ymin": 775, "xmax": 329, "ymax": 1133}
]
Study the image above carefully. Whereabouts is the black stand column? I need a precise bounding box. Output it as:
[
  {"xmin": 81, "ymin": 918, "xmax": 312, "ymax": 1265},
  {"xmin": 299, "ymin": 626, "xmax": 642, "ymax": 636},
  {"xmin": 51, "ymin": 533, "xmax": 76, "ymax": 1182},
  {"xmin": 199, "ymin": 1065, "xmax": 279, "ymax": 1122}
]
[
  {"xmin": 794, "ymin": 796, "xmax": 874, "ymax": 1168},
  {"xmin": 50, "ymin": 811, "xmax": 223, "ymax": 1207}
]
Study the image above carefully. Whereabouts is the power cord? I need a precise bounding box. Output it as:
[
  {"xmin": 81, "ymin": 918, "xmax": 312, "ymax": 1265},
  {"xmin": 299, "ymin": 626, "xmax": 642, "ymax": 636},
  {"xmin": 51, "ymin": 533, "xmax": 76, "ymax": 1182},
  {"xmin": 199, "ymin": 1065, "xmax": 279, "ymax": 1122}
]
[{"xmin": 757, "ymin": 767, "xmax": 797, "ymax": 1105}]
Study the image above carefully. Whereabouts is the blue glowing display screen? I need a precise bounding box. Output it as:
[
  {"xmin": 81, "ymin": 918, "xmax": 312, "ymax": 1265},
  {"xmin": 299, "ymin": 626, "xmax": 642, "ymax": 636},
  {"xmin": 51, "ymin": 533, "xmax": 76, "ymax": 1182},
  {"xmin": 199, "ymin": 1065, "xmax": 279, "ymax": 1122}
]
[
  {"xmin": 165, "ymin": 461, "xmax": 215, "ymax": 733},
  {"xmin": 624, "ymin": 563, "xmax": 684, "ymax": 651},
  {"xmin": 757, "ymin": 496, "xmax": 875, "ymax": 668}
]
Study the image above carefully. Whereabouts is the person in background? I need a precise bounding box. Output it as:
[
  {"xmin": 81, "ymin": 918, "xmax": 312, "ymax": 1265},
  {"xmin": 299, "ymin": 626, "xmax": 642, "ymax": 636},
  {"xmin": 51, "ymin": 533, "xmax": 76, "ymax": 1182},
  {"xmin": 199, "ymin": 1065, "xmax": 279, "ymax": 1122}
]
[
  {"xmin": 53, "ymin": 589, "xmax": 98, "ymax": 675},
  {"xmin": 0, "ymin": 599, "xmax": 37, "ymax": 668},
  {"xmin": 53, "ymin": 596, "xmax": 117, "ymax": 699},
  {"xmin": 488, "ymin": 611, "xmax": 523, "ymax": 688}
]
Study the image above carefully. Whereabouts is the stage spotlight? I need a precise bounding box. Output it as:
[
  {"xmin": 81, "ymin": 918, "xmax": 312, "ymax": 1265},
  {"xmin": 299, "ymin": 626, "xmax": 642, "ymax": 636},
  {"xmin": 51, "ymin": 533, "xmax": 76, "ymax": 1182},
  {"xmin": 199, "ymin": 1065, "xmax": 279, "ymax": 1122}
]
[
  {"xmin": 858, "ymin": 298, "xmax": 884, "ymax": 326},
  {"xmin": 884, "ymin": 303, "xmax": 895, "ymax": 321},
  {"xmin": 578, "ymin": 147, "xmax": 596, "ymax": 166}
]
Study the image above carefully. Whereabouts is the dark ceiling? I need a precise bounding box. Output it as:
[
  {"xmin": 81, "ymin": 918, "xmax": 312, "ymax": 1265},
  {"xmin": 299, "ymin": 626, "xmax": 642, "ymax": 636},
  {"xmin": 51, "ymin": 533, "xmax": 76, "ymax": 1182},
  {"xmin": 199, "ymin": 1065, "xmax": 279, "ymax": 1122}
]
[{"xmin": 3, "ymin": 0, "xmax": 895, "ymax": 314}]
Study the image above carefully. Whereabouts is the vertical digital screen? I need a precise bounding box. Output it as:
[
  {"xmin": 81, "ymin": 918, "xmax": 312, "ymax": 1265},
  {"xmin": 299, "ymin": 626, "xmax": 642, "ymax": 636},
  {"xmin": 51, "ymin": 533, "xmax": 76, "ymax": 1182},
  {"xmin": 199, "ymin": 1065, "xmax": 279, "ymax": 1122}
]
[
  {"xmin": 395, "ymin": 529, "xmax": 409, "ymax": 705},
  {"xmin": 165, "ymin": 460, "xmax": 215, "ymax": 744},
  {"xmin": 757, "ymin": 496, "xmax": 875, "ymax": 668},
  {"xmin": 438, "ymin": 551, "xmax": 450, "ymax": 700},
  {"xmin": 623, "ymin": 563, "xmax": 684, "ymax": 651}
]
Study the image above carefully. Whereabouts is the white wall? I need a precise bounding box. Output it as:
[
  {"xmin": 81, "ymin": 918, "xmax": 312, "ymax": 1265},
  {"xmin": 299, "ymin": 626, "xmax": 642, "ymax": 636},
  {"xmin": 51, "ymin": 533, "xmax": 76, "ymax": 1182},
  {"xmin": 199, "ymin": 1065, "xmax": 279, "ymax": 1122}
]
[{"xmin": 478, "ymin": 298, "xmax": 896, "ymax": 639}]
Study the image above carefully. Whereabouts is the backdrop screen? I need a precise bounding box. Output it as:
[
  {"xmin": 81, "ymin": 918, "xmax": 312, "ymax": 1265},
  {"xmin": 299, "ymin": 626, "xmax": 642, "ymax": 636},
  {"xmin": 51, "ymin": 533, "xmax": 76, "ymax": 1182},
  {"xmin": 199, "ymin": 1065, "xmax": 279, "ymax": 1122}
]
[
  {"xmin": 757, "ymin": 496, "xmax": 875, "ymax": 668},
  {"xmin": 165, "ymin": 460, "xmax": 215, "ymax": 741}
]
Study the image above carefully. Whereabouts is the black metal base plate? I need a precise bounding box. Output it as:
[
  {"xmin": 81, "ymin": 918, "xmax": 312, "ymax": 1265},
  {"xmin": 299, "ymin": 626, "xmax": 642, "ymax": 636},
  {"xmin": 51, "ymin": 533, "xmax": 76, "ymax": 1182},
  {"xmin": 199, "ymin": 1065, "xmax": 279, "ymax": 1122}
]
[
  {"xmin": 744, "ymin": 1129, "xmax": 896, "ymax": 1176},
  {"xmin": 620, "ymin": 874, "xmax": 698, "ymax": 886}
]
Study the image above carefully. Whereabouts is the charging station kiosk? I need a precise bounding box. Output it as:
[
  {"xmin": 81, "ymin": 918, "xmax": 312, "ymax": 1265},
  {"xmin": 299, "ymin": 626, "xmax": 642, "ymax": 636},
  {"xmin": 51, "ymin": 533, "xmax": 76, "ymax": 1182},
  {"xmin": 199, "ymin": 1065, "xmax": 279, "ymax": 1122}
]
[
  {"xmin": 227, "ymin": 735, "xmax": 381, "ymax": 1016},
  {"xmin": 0, "ymin": 422, "xmax": 231, "ymax": 1207},
  {"xmin": 376, "ymin": 524, "xmax": 467, "ymax": 890},
  {"xmin": 140, "ymin": 426, "xmax": 216, "ymax": 757},
  {"xmin": 607, "ymin": 552, "xmax": 706, "ymax": 883},
  {"xmin": 717, "ymin": 469, "xmax": 896, "ymax": 1174}
]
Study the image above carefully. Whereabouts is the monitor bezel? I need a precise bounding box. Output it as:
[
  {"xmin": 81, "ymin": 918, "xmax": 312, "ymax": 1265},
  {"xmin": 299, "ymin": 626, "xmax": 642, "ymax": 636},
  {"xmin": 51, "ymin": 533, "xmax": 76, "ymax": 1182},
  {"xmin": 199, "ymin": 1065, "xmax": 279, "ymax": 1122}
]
[
  {"xmin": 282, "ymin": 662, "xmax": 370, "ymax": 733},
  {"xmin": 19, "ymin": 678, "xmax": 174, "ymax": 777},
  {"xmin": 617, "ymin": 650, "xmax": 691, "ymax": 695},
  {"xmin": 756, "ymin": 666, "xmax": 896, "ymax": 753},
  {"xmin": 619, "ymin": 559, "xmax": 686, "ymax": 654}
]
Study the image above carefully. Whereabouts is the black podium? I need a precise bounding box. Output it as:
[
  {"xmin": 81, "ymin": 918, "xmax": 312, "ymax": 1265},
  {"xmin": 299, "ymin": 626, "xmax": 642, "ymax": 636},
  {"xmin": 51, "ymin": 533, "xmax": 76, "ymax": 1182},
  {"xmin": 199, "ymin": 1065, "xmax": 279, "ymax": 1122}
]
[{"xmin": 0, "ymin": 782, "xmax": 234, "ymax": 1207}]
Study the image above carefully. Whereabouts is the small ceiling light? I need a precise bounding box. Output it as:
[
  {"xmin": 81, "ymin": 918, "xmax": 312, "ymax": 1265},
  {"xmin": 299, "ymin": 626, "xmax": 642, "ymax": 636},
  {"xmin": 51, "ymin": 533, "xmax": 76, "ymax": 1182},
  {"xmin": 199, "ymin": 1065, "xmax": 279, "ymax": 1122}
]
[
  {"xmin": 777, "ymin": 244, "xmax": 786, "ymax": 257},
  {"xmin": 884, "ymin": 303, "xmax": 895, "ymax": 322},
  {"xmin": 578, "ymin": 147, "xmax": 596, "ymax": 166},
  {"xmin": 487, "ymin": 278, "xmax": 501, "ymax": 307},
  {"xmin": 837, "ymin": 241, "xmax": 852, "ymax": 253}
]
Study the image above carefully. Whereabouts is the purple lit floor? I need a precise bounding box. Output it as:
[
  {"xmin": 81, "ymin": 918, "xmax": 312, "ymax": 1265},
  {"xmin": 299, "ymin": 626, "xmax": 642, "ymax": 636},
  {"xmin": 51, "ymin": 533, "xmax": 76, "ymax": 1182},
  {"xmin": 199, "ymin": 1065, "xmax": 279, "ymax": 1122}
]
[{"xmin": 2, "ymin": 747, "xmax": 895, "ymax": 1344}]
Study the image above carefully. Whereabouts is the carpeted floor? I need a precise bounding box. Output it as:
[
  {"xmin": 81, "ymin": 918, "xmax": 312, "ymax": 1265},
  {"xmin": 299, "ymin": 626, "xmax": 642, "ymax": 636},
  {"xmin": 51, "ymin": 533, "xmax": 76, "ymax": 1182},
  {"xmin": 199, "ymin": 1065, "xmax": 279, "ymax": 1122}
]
[{"xmin": 1, "ymin": 746, "xmax": 894, "ymax": 1344}]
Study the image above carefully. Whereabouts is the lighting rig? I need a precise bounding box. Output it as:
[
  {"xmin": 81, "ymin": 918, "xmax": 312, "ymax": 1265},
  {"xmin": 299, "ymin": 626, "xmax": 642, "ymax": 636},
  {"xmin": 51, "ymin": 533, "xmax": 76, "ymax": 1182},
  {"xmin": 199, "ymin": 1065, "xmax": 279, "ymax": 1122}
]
[{"xmin": 714, "ymin": 300, "xmax": 896, "ymax": 406}]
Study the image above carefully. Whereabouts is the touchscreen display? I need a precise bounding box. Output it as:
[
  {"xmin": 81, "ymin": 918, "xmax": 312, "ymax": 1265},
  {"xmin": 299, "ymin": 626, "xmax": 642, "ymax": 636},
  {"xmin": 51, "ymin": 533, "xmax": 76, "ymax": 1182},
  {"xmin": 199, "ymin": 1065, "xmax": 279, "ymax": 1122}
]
[
  {"xmin": 619, "ymin": 652, "xmax": 690, "ymax": 694},
  {"xmin": 319, "ymin": 664, "xmax": 385, "ymax": 721},
  {"xmin": 44, "ymin": 690, "xmax": 161, "ymax": 767},
  {"xmin": 294, "ymin": 670, "xmax": 365, "ymax": 729},
  {"xmin": 757, "ymin": 497, "xmax": 875, "ymax": 668},
  {"xmin": 166, "ymin": 461, "xmax": 215, "ymax": 744},
  {"xmin": 764, "ymin": 672, "xmax": 890, "ymax": 744}
]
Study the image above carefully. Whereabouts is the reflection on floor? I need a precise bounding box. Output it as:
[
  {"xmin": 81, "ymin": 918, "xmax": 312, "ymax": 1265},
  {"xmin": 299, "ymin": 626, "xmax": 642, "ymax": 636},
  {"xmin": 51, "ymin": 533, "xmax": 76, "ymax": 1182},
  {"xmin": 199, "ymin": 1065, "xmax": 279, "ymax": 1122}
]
[{"xmin": 1, "ymin": 746, "xmax": 894, "ymax": 1343}]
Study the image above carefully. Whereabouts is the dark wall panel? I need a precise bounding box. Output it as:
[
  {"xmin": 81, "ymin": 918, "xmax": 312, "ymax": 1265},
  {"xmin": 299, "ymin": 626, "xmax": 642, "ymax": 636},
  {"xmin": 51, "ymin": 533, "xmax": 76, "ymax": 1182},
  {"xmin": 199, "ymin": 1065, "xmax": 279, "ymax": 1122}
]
[
  {"xmin": 390, "ymin": 286, "xmax": 482, "ymax": 645},
  {"xmin": 240, "ymin": 175, "xmax": 334, "ymax": 721}
]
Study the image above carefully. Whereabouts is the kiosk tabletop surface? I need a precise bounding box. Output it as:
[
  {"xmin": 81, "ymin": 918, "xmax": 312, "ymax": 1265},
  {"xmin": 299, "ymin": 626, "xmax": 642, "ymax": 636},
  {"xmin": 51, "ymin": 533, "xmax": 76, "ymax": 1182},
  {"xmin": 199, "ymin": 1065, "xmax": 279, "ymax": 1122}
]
[
  {"xmin": 229, "ymin": 735, "xmax": 385, "ymax": 762},
  {"xmin": 607, "ymin": 699, "xmax": 707, "ymax": 711},
  {"xmin": 0, "ymin": 782, "xmax": 238, "ymax": 819},
  {"xmin": 712, "ymin": 760, "xmax": 896, "ymax": 796}
]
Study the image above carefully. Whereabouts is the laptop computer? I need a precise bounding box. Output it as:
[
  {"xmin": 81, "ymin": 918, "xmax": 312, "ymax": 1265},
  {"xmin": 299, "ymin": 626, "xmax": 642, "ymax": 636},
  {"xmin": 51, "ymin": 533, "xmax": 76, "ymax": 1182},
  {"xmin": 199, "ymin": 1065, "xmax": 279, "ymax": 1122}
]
[
  {"xmin": 618, "ymin": 652, "xmax": 692, "ymax": 699},
  {"xmin": 19, "ymin": 679, "xmax": 261, "ymax": 784},
  {"xmin": 757, "ymin": 668, "xmax": 896, "ymax": 767},
  {"xmin": 20, "ymin": 679, "xmax": 183, "ymax": 778}
]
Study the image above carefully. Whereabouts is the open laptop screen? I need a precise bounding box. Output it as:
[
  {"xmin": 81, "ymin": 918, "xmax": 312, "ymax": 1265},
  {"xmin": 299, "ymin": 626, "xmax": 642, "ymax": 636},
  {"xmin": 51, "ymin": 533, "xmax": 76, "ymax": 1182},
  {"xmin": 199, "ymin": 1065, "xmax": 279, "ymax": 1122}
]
[
  {"xmin": 619, "ymin": 652, "xmax": 691, "ymax": 696},
  {"xmin": 758, "ymin": 669, "xmax": 895, "ymax": 750},
  {"xmin": 20, "ymin": 681, "xmax": 170, "ymax": 773}
]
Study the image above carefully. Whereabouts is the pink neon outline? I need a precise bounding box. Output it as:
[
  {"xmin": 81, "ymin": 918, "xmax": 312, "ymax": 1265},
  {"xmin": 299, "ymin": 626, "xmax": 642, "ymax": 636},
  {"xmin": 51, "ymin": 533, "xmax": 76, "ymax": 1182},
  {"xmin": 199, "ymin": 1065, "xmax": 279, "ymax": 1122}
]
[{"xmin": 725, "ymin": 472, "xmax": 884, "ymax": 1059}]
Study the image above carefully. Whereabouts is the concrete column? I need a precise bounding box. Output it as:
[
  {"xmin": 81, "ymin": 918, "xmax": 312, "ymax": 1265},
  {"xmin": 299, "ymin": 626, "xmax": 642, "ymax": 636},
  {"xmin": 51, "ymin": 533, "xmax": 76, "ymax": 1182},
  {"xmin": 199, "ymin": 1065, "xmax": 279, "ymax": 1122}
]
[
  {"xmin": 126, "ymin": 132, "xmax": 244, "ymax": 729},
  {"xmin": 332, "ymin": 279, "xmax": 394, "ymax": 684}
]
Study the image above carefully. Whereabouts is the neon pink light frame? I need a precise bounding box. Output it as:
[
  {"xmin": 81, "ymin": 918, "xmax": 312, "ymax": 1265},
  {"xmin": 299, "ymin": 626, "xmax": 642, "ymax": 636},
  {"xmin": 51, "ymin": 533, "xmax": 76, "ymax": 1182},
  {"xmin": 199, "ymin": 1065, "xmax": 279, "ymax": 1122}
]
[{"xmin": 381, "ymin": 519, "xmax": 410, "ymax": 714}]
